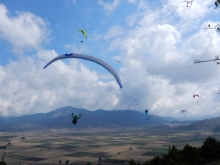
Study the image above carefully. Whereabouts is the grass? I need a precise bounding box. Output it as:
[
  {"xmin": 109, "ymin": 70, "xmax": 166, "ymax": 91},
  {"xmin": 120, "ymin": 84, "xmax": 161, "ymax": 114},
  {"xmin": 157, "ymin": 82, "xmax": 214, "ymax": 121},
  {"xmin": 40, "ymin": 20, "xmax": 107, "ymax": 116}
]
[
  {"xmin": 65, "ymin": 152, "xmax": 91, "ymax": 157},
  {"xmin": 6, "ymin": 154, "xmax": 27, "ymax": 160}
]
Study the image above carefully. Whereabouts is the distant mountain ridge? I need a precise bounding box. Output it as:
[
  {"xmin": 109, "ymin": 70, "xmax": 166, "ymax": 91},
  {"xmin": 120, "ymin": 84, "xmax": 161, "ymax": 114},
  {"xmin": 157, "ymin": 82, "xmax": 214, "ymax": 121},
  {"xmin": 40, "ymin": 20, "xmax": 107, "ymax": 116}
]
[
  {"xmin": 187, "ymin": 116, "xmax": 220, "ymax": 132},
  {"xmin": 0, "ymin": 106, "xmax": 172, "ymax": 131},
  {"xmin": 0, "ymin": 106, "xmax": 220, "ymax": 132}
]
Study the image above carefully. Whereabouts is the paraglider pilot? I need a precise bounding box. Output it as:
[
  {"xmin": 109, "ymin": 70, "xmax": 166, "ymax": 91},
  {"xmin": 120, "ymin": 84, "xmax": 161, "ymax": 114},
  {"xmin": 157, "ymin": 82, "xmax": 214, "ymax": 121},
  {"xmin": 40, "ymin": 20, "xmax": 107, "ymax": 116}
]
[{"xmin": 72, "ymin": 113, "xmax": 81, "ymax": 125}]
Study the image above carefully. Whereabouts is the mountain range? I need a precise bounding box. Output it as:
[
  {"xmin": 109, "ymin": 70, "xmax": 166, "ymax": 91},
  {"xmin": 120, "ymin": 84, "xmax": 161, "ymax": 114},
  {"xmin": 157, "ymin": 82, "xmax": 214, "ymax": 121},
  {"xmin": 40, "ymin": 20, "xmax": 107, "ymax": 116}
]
[{"xmin": 0, "ymin": 106, "xmax": 219, "ymax": 132}]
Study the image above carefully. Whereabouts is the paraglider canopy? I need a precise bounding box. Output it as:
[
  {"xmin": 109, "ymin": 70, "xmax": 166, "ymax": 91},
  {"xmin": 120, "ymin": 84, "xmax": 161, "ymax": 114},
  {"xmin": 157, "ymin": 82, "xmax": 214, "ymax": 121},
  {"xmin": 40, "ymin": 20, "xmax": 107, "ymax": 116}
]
[
  {"xmin": 193, "ymin": 94, "xmax": 199, "ymax": 103},
  {"xmin": 181, "ymin": 110, "xmax": 187, "ymax": 113},
  {"xmin": 134, "ymin": 99, "xmax": 138, "ymax": 105},
  {"xmin": 72, "ymin": 113, "xmax": 81, "ymax": 119},
  {"xmin": 145, "ymin": 110, "xmax": 149, "ymax": 114},
  {"xmin": 79, "ymin": 29, "xmax": 87, "ymax": 38},
  {"xmin": 184, "ymin": 0, "xmax": 193, "ymax": 8},
  {"xmin": 72, "ymin": 113, "xmax": 81, "ymax": 125},
  {"xmin": 193, "ymin": 94, "xmax": 199, "ymax": 98},
  {"xmin": 215, "ymin": 0, "xmax": 220, "ymax": 9},
  {"xmin": 43, "ymin": 53, "xmax": 122, "ymax": 88}
]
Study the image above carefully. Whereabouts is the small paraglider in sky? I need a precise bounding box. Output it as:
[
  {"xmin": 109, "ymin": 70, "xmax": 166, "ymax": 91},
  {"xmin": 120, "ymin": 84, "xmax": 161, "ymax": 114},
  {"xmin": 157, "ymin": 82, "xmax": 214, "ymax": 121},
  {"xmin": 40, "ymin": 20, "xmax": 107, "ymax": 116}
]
[
  {"xmin": 214, "ymin": 24, "xmax": 220, "ymax": 32},
  {"xmin": 134, "ymin": 99, "xmax": 138, "ymax": 105},
  {"xmin": 214, "ymin": 0, "xmax": 220, "ymax": 9},
  {"xmin": 201, "ymin": 24, "xmax": 220, "ymax": 33},
  {"xmin": 114, "ymin": 60, "xmax": 121, "ymax": 65},
  {"xmin": 145, "ymin": 110, "xmax": 149, "ymax": 120},
  {"xmin": 181, "ymin": 110, "xmax": 187, "ymax": 117},
  {"xmin": 72, "ymin": 113, "xmax": 81, "ymax": 125},
  {"xmin": 79, "ymin": 29, "xmax": 87, "ymax": 42},
  {"xmin": 193, "ymin": 94, "xmax": 199, "ymax": 103},
  {"xmin": 193, "ymin": 94, "xmax": 199, "ymax": 98},
  {"xmin": 181, "ymin": 110, "xmax": 187, "ymax": 113},
  {"xmin": 184, "ymin": 0, "xmax": 193, "ymax": 8}
]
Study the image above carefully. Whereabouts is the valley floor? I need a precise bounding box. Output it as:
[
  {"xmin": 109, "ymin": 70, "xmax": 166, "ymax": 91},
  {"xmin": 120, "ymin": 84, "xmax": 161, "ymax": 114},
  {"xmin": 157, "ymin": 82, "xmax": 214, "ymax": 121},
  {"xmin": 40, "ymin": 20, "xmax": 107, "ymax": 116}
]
[{"xmin": 0, "ymin": 126, "xmax": 219, "ymax": 165}]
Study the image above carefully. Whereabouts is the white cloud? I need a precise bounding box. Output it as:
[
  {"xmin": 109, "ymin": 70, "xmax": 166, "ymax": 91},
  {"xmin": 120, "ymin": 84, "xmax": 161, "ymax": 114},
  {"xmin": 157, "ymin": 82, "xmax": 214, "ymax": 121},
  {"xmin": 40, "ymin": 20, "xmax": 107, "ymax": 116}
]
[
  {"xmin": 64, "ymin": 44, "xmax": 88, "ymax": 54},
  {"xmin": 0, "ymin": 50, "xmax": 121, "ymax": 116},
  {"xmin": 108, "ymin": 0, "xmax": 220, "ymax": 118},
  {"xmin": 104, "ymin": 26, "xmax": 124, "ymax": 39},
  {"xmin": 98, "ymin": 0, "xmax": 120, "ymax": 13},
  {"xmin": 163, "ymin": 0, "xmax": 212, "ymax": 20},
  {"xmin": 0, "ymin": 4, "xmax": 49, "ymax": 54},
  {"xmin": 1, "ymin": 0, "xmax": 220, "ymax": 119}
]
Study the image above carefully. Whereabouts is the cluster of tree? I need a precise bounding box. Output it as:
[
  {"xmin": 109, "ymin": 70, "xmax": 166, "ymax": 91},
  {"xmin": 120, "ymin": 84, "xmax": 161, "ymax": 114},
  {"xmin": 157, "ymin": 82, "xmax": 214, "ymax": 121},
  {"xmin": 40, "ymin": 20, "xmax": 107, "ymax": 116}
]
[
  {"xmin": 127, "ymin": 136, "xmax": 220, "ymax": 165},
  {"xmin": 59, "ymin": 160, "xmax": 69, "ymax": 164}
]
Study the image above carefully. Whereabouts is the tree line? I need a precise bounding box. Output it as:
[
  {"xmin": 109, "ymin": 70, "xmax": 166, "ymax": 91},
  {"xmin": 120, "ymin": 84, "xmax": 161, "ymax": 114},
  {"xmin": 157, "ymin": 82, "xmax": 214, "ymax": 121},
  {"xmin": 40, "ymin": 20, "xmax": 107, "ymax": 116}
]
[{"xmin": 127, "ymin": 136, "xmax": 220, "ymax": 165}]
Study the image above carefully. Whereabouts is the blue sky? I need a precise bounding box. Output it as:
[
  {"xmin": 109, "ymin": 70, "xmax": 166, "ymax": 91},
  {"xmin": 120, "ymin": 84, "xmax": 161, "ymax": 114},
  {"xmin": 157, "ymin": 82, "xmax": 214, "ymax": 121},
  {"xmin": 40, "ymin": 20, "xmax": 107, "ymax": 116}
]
[{"xmin": 0, "ymin": 0, "xmax": 220, "ymax": 119}]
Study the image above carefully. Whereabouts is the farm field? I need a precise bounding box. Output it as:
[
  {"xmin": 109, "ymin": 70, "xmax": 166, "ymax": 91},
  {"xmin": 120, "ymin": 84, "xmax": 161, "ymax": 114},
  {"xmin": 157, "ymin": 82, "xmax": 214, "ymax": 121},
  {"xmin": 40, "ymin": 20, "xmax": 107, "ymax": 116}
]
[{"xmin": 0, "ymin": 127, "xmax": 219, "ymax": 165}]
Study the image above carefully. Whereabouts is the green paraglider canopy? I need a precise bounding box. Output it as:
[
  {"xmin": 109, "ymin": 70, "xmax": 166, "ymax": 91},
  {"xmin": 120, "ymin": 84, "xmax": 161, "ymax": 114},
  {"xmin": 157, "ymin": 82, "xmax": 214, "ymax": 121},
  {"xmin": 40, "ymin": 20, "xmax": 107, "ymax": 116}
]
[
  {"xmin": 72, "ymin": 113, "xmax": 81, "ymax": 119},
  {"xmin": 71, "ymin": 113, "xmax": 81, "ymax": 125},
  {"xmin": 79, "ymin": 29, "xmax": 87, "ymax": 38}
]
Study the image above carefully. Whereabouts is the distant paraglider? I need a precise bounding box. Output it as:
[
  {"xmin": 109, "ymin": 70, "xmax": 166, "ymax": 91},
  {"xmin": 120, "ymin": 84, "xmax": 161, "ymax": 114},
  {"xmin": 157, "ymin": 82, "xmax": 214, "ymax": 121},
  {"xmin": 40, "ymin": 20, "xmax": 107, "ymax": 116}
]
[
  {"xmin": 201, "ymin": 24, "xmax": 220, "ymax": 33},
  {"xmin": 145, "ymin": 110, "xmax": 149, "ymax": 121},
  {"xmin": 214, "ymin": 0, "xmax": 220, "ymax": 9},
  {"xmin": 134, "ymin": 99, "xmax": 138, "ymax": 105},
  {"xmin": 79, "ymin": 29, "xmax": 87, "ymax": 42},
  {"xmin": 44, "ymin": 53, "xmax": 122, "ymax": 88},
  {"xmin": 184, "ymin": 0, "xmax": 193, "ymax": 8},
  {"xmin": 193, "ymin": 94, "xmax": 199, "ymax": 98},
  {"xmin": 181, "ymin": 110, "xmax": 187, "ymax": 117},
  {"xmin": 114, "ymin": 60, "xmax": 121, "ymax": 65},
  {"xmin": 72, "ymin": 113, "xmax": 81, "ymax": 125},
  {"xmin": 193, "ymin": 94, "xmax": 199, "ymax": 103}
]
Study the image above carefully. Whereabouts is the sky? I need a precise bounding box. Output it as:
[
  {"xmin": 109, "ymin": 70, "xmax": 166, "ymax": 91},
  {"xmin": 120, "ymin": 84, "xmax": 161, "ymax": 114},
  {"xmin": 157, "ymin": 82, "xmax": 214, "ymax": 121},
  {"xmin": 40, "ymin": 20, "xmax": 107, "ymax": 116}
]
[{"xmin": 0, "ymin": 0, "xmax": 220, "ymax": 119}]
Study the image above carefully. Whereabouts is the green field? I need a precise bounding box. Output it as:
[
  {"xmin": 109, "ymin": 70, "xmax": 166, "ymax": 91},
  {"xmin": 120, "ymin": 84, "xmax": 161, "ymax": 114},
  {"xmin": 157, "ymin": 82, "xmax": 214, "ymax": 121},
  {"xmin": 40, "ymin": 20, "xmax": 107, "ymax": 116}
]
[{"xmin": 0, "ymin": 127, "xmax": 218, "ymax": 165}]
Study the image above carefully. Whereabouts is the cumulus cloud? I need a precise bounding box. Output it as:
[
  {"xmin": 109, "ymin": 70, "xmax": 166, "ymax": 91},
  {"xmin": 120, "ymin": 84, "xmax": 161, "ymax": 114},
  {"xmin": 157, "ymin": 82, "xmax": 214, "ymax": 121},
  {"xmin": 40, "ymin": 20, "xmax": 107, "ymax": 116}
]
[
  {"xmin": 1, "ymin": 0, "xmax": 220, "ymax": 119},
  {"xmin": 98, "ymin": 0, "xmax": 120, "ymax": 13},
  {"xmin": 104, "ymin": 26, "xmax": 124, "ymax": 39},
  {"xmin": 0, "ymin": 50, "xmax": 121, "ymax": 116},
  {"xmin": 0, "ymin": 4, "xmax": 49, "ymax": 54},
  {"xmin": 163, "ymin": 0, "xmax": 211, "ymax": 20},
  {"xmin": 109, "ymin": 0, "xmax": 220, "ymax": 118},
  {"xmin": 126, "ymin": 0, "xmax": 214, "ymax": 33}
]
